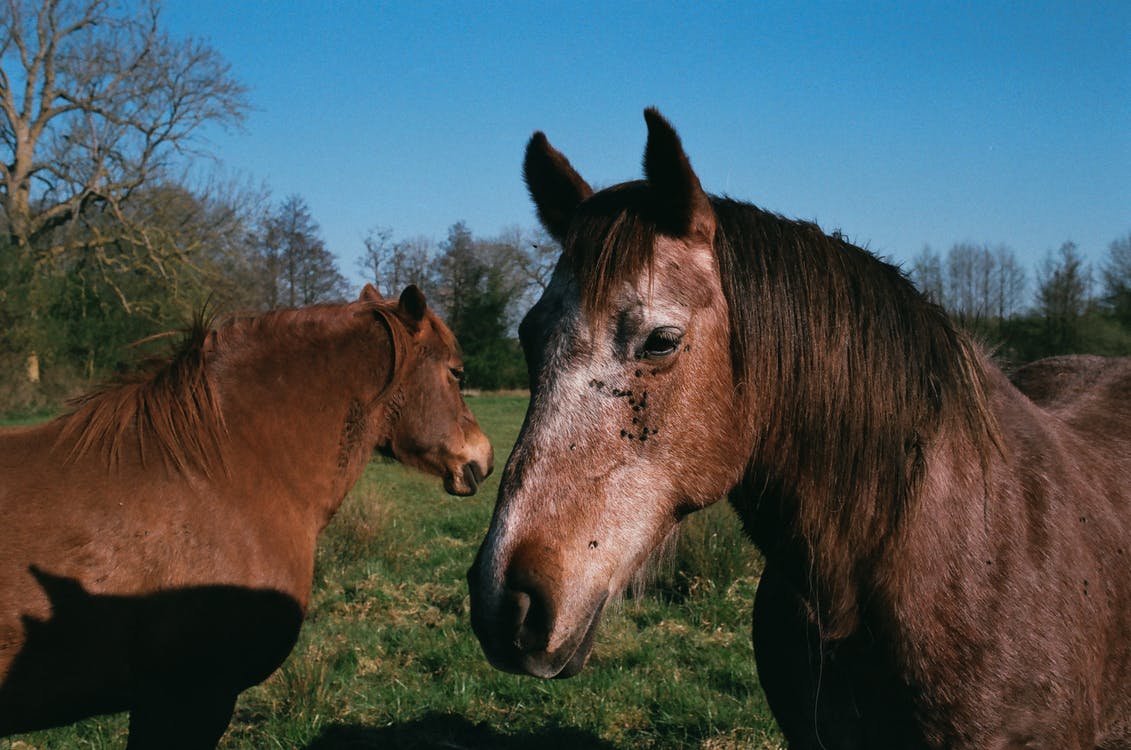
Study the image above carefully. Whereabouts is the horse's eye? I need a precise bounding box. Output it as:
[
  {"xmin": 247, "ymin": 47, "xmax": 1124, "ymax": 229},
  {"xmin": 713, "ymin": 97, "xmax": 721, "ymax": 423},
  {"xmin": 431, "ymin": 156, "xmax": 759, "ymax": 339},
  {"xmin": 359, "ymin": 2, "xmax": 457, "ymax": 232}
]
[
  {"xmin": 450, "ymin": 367, "xmax": 465, "ymax": 383},
  {"xmin": 640, "ymin": 327, "xmax": 683, "ymax": 359}
]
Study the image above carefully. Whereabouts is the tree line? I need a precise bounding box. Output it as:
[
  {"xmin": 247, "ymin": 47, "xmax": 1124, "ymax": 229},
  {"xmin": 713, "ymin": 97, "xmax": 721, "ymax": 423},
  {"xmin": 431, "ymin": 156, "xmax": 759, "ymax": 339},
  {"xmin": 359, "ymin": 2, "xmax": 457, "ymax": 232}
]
[
  {"xmin": 908, "ymin": 236, "xmax": 1131, "ymax": 364},
  {"xmin": 2, "ymin": 1, "xmax": 1129, "ymax": 416}
]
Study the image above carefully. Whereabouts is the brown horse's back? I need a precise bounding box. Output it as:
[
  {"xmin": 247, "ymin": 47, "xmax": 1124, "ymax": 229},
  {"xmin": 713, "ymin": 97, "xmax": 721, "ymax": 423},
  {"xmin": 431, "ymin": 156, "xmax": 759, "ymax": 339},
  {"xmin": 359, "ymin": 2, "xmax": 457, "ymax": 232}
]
[
  {"xmin": 1011, "ymin": 355, "xmax": 1131, "ymax": 439},
  {"xmin": 1011, "ymin": 354, "xmax": 1131, "ymax": 411}
]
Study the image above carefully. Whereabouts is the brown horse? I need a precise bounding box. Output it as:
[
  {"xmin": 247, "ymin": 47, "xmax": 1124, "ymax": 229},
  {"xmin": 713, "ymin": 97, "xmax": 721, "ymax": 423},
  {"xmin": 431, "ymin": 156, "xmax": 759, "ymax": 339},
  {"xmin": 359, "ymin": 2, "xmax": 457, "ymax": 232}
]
[
  {"xmin": 1, "ymin": 285, "xmax": 493, "ymax": 748},
  {"xmin": 468, "ymin": 109, "xmax": 1131, "ymax": 749}
]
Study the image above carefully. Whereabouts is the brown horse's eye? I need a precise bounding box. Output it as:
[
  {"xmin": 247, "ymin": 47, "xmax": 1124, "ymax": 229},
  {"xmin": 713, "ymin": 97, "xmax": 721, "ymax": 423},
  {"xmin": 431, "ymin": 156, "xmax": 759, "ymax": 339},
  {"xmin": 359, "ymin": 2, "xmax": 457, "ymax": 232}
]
[
  {"xmin": 450, "ymin": 367, "xmax": 465, "ymax": 383},
  {"xmin": 640, "ymin": 327, "xmax": 682, "ymax": 359}
]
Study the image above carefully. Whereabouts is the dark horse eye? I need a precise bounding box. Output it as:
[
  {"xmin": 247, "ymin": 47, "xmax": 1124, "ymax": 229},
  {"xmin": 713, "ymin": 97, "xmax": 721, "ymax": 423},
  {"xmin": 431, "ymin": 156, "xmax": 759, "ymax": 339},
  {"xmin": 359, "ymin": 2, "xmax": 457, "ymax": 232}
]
[
  {"xmin": 640, "ymin": 327, "xmax": 683, "ymax": 359},
  {"xmin": 450, "ymin": 367, "xmax": 465, "ymax": 383}
]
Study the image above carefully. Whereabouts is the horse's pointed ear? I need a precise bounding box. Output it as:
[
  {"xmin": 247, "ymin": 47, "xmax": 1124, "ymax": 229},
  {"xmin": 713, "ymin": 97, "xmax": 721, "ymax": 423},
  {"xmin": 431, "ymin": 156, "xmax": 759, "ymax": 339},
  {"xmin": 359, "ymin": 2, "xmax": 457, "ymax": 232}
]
[
  {"xmin": 524, "ymin": 131, "xmax": 593, "ymax": 243},
  {"xmin": 398, "ymin": 284, "xmax": 428, "ymax": 323},
  {"xmin": 360, "ymin": 283, "xmax": 382, "ymax": 302},
  {"xmin": 642, "ymin": 108, "xmax": 714, "ymax": 240}
]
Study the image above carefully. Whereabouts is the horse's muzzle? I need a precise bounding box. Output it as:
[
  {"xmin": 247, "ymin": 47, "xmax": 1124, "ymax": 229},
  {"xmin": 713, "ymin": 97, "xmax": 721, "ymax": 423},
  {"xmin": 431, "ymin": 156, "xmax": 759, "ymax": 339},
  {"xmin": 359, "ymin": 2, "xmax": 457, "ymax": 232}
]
[
  {"xmin": 467, "ymin": 547, "xmax": 607, "ymax": 678},
  {"xmin": 444, "ymin": 457, "xmax": 492, "ymax": 496}
]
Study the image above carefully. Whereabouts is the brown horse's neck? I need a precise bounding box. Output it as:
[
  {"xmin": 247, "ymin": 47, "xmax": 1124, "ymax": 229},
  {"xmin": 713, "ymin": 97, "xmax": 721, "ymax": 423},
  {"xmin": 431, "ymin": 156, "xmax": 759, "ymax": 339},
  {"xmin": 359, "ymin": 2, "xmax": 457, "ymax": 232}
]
[{"xmin": 210, "ymin": 309, "xmax": 400, "ymax": 531}]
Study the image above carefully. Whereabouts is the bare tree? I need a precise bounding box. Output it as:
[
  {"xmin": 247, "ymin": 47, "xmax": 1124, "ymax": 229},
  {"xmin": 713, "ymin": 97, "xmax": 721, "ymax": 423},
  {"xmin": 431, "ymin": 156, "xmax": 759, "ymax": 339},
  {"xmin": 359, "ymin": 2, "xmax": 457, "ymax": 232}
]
[
  {"xmin": 945, "ymin": 243, "xmax": 996, "ymax": 327},
  {"xmin": 358, "ymin": 226, "xmax": 432, "ymax": 298},
  {"xmin": 992, "ymin": 245, "xmax": 1026, "ymax": 322},
  {"xmin": 0, "ymin": 0, "xmax": 248, "ymax": 263},
  {"xmin": 495, "ymin": 225, "xmax": 559, "ymax": 293},
  {"xmin": 909, "ymin": 244, "xmax": 945, "ymax": 306}
]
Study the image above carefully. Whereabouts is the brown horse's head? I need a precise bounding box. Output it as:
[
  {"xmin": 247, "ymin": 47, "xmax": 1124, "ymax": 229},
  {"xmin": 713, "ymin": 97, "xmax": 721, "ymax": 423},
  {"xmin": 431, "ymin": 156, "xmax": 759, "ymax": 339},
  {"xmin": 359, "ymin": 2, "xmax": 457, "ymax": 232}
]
[
  {"xmin": 370, "ymin": 284, "xmax": 494, "ymax": 496},
  {"xmin": 468, "ymin": 110, "xmax": 751, "ymax": 677}
]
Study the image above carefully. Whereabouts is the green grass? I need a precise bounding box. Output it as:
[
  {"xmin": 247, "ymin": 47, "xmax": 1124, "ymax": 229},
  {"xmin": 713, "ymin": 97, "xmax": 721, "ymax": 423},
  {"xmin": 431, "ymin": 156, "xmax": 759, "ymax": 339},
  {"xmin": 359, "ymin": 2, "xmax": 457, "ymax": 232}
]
[{"xmin": 2, "ymin": 394, "xmax": 783, "ymax": 749}]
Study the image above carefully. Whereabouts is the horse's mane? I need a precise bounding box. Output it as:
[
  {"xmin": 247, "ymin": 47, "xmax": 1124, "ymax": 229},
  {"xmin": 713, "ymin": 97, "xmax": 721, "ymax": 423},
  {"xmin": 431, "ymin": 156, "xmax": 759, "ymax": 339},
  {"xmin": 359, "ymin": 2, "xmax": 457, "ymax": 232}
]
[
  {"xmin": 565, "ymin": 188, "xmax": 999, "ymax": 631},
  {"xmin": 56, "ymin": 299, "xmax": 407, "ymax": 477}
]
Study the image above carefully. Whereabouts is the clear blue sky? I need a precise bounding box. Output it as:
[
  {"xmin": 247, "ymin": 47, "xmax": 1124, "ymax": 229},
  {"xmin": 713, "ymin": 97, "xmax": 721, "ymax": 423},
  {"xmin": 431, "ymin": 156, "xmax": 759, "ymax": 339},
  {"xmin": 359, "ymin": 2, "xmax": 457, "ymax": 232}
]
[{"xmin": 162, "ymin": 1, "xmax": 1129, "ymax": 286}]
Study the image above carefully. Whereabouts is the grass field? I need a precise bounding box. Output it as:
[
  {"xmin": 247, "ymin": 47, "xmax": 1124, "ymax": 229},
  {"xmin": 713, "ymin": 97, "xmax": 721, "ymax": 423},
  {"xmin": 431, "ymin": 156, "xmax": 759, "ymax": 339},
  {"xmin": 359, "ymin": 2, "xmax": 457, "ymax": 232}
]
[{"xmin": 2, "ymin": 395, "xmax": 784, "ymax": 749}]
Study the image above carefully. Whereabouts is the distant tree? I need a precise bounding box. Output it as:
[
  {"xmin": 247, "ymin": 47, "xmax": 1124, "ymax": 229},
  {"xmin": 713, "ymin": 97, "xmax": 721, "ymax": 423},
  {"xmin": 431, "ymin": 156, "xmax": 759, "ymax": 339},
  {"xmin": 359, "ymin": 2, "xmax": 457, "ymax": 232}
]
[
  {"xmin": 430, "ymin": 222, "xmax": 530, "ymax": 389},
  {"xmin": 1035, "ymin": 241, "xmax": 1092, "ymax": 353},
  {"xmin": 259, "ymin": 195, "xmax": 347, "ymax": 308},
  {"xmin": 496, "ymin": 225, "xmax": 559, "ymax": 292},
  {"xmin": 431, "ymin": 221, "xmax": 479, "ymax": 331},
  {"xmin": 490, "ymin": 225, "xmax": 560, "ymax": 326},
  {"xmin": 358, "ymin": 226, "xmax": 433, "ymax": 298},
  {"xmin": 909, "ymin": 245, "xmax": 945, "ymax": 306},
  {"xmin": 992, "ymin": 245, "xmax": 1027, "ymax": 322},
  {"xmin": 1102, "ymin": 231, "xmax": 1131, "ymax": 326},
  {"xmin": 945, "ymin": 243, "xmax": 995, "ymax": 328}
]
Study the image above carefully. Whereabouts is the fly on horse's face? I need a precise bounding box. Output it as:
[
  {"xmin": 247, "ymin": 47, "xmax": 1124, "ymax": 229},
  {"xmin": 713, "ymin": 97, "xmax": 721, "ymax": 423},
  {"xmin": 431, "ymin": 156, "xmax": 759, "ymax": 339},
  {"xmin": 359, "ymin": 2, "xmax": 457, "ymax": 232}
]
[{"xmin": 469, "ymin": 110, "xmax": 751, "ymax": 678}]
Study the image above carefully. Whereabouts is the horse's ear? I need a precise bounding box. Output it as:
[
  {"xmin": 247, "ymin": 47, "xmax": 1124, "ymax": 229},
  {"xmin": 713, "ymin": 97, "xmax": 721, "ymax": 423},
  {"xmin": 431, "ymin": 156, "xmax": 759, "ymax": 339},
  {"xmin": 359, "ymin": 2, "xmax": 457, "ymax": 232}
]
[
  {"xmin": 360, "ymin": 283, "xmax": 382, "ymax": 302},
  {"xmin": 398, "ymin": 284, "xmax": 428, "ymax": 323},
  {"xmin": 642, "ymin": 108, "xmax": 714, "ymax": 241},
  {"xmin": 524, "ymin": 131, "xmax": 593, "ymax": 243}
]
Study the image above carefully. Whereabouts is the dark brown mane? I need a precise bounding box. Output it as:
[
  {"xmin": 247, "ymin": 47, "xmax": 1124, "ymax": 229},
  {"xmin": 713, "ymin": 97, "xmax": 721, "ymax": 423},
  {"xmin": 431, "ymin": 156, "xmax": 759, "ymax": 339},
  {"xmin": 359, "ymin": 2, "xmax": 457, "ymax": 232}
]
[
  {"xmin": 55, "ymin": 300, "xmax": 411, "ymax": 477},
  {"xmin": 565, "ymin": 190, "xmax": 1000, "ymax": 630}
]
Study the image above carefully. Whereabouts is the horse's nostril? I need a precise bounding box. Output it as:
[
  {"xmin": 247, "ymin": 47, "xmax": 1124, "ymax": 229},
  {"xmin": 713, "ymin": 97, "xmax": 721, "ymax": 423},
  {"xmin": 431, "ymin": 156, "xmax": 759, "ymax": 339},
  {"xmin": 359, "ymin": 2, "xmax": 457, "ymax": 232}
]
[
  {"xmin": 505, "ymin": 572, "xmax": 554, "ymax": 653},
  {"xmin": 507, "ymin": 589, "xmax": 532, "ymax": 648}
]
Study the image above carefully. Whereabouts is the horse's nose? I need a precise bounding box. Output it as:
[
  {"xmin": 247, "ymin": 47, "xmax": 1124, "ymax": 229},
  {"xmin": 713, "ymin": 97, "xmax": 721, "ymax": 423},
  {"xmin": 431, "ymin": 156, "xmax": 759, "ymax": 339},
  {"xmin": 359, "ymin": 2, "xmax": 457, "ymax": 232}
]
[
  {"xmin": 504, "ymin": 566, "xmax": 555, "ymax": 653},
  {"xmin": 467, "ymin": 545, "xmax": 558, "ymax": 672}
]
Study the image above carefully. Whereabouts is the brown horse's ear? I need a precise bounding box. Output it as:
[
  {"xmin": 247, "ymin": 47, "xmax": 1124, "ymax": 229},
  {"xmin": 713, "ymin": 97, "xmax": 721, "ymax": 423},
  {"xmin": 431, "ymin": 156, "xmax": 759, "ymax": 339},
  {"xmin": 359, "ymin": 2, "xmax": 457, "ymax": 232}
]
[
  {"xmin": 524, "ymin": 131, "xmax": 593, "ymax": 243},
  {"xmin": 642, "ymin": 108, "xmax": 714, "ymax": 241},
  {"xmin": 360, "ymin": 283, "xmax": 382, "ymax": 302},
  {"xmin": 398, "ymin": 285, "xmax": 428, "ymax": 323}
]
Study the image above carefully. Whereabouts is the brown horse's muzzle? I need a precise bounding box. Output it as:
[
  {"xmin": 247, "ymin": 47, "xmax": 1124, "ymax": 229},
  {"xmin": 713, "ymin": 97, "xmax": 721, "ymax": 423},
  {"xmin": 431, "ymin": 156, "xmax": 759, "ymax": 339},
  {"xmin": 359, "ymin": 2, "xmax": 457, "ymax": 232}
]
[
  {"xmin": 444, "ymin": 455, "xmax": 492, "ymax": 496},
  {"xmin": 444, "ymin": 427, "xmax": 493, "ymax": 496}
]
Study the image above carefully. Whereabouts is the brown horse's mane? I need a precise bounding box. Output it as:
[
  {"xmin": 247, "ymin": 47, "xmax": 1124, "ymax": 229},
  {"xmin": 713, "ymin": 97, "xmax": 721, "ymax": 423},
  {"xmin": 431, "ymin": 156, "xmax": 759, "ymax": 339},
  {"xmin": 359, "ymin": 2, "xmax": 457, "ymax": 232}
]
[
  {"xmin": 56, "ymin": 299, "xmax": 407, "ymax": 477},
  {"xmin": 566, "ymin": 187, "xmax": 999, "ymax": 631}
]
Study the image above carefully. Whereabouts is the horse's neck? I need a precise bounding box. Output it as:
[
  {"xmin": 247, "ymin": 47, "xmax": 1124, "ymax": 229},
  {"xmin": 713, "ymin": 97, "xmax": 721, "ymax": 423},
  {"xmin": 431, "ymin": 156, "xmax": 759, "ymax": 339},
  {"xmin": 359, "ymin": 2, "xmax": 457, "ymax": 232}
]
[
  {"xmin": 736, "ymin": 352, "xmax": 1002, "ymax": 640},
  {"xmin": 216, "ymin": 322, "xmax": 395, "ymax": 528}
]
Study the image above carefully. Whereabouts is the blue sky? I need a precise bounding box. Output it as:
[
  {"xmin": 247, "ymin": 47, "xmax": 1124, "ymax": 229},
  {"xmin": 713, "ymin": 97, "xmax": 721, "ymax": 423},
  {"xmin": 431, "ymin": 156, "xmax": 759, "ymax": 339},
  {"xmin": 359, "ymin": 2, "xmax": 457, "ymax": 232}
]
[{"xmin": 162, "ymin": 1, "xmax": 1130, "ymax": 285}]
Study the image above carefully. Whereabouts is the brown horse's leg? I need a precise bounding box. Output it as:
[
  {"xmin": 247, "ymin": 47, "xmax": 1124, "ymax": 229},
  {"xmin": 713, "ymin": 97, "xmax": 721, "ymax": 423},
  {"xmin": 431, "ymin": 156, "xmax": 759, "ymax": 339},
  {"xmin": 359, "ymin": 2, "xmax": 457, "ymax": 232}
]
[
  {"xmin": 752, "ymin": 564, "xmax": 864, "ymax": 750},
  {"xmin": 126, "ymin": 690, "xmax": 237, "ymax": 750}
]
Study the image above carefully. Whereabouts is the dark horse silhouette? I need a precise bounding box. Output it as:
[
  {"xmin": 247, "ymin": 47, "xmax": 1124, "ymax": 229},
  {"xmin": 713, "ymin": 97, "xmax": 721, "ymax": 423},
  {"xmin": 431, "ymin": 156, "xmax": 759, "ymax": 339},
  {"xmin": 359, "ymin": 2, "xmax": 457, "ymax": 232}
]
[
  {"xmin": 1, "ymin": 285, "xmax": 493, "ymax": 748},
  {"xmin": 468, "ymin": 110, "xmax": 1131, "ymax": 748}
]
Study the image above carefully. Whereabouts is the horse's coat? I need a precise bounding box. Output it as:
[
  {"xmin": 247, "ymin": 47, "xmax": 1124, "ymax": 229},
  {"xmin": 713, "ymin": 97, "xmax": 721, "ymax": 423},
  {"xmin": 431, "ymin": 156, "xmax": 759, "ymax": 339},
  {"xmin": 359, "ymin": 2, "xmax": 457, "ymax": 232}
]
[
  {"xmin": 1, "ymin": 285, "xmax": 492, "ymax": 748},
  {"xmin": 468, "ymin": 110, "xmax": 1131, "ymax": 749}
]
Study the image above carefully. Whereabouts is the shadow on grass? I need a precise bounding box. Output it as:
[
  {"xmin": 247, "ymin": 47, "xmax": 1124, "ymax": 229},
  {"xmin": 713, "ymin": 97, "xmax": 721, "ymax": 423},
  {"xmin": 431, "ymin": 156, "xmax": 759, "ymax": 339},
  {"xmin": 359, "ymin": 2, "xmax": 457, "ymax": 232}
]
[{"xmin": 303, "ymin": 711, "xmax": 618, "ymax": 749}]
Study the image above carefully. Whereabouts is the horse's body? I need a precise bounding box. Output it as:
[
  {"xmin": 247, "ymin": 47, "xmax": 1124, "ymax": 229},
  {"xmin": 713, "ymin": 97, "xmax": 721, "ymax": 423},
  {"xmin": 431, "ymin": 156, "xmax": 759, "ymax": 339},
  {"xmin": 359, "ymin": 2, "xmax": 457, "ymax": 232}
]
[
  {"xmin": 1, "ymin": 285, "xmax": 492, "ymax": 748},
  {"xmin": 468, "ymin": 110, "xmax": 1131, "ymax": 748}
]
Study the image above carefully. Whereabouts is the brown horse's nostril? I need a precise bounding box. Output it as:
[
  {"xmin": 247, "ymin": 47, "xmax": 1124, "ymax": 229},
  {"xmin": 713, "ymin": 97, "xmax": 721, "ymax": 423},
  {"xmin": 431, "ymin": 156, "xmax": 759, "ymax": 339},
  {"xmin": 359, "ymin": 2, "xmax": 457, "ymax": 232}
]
[{"xmin": 462, "ymin": 462, "xmax": 482, "ymax": 493}]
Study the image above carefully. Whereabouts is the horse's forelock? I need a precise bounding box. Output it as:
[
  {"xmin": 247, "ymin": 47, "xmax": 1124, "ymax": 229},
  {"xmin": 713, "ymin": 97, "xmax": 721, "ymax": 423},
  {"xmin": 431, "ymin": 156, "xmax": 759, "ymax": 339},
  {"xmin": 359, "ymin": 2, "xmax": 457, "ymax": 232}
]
[{"xmin": 563, "ymin": 182, "xmax": 660, "ymax": 322}]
